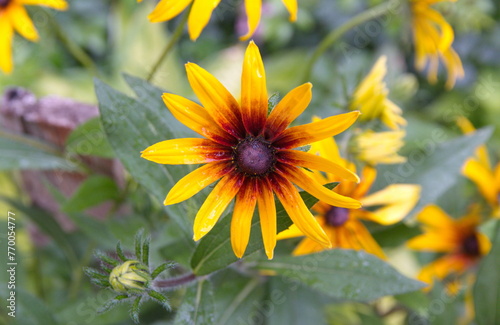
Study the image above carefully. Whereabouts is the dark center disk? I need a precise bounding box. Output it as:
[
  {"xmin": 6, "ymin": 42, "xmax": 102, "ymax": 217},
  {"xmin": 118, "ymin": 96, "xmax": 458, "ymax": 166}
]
[
  {"xmin": 235, "ymin": 138, "xmax": 275, "ymax": 176},
  {"xmin": 325, "ymin": 206, "xmax": 349, "ymax": 227},
  {"xmin": 0, "ymin": 0, "xmax": 11, "ymax": 8},
  {"xmin": 461, "ymin": 233, "xmax": 480, "ymax": 257}
]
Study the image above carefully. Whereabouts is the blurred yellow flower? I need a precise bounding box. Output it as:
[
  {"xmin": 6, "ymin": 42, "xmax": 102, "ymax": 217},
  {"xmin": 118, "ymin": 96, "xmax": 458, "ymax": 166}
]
[
  {"xmin": 278, "ymin": 131, "xmax": 420, "ymax": 258},
  {"xmin": 407, "ymin": 205, "xmax": 491, "ymax": 288},
  {"xmin": 349, "ymin": 56, "xmax": 406, "ymax": 130},
  {"xmin": 0, "ymin": 0, "xmax": 68, "ymax": 74},
  {"xmin": 143, "ymin": 0, "xmax": 297, "ymax": 41},
  {"xmin": 353, "ymin": 129, "xmax": 407, "ymax": 165},
  {"xmin": 457, "ymin": 117, "xmax": 500, "ymax": 217},
  {"xmin": 410, "ymin": 0, "xmax": 464, "ymax": 89}
]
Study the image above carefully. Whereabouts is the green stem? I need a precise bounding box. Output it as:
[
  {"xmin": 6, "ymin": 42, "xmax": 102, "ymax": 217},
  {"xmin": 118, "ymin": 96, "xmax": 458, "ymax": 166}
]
[
  {"xmin": 45, "ymin": 10, "xmax": 99, "ymax": 76},
  {"xmin": 146, "ymin": 6, "xmax": 191, "ymax": 82},
  {"xmin": 302, "ymin": 0, "xmax": 397, "ymax": 82}
]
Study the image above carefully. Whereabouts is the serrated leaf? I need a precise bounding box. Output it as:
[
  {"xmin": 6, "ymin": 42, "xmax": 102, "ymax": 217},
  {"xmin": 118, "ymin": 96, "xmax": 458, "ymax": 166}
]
[
  {"xmin": 190, "ymin": 183, "xmax": 338, "ymax": 276},
  {"xmin": 257, "ymin": 250, "xmax": 426, "ymax": 302},
  {"xmin": 174, "ymin": 279, "xmax": 215, "ymax": 325},
  {"xmin": 65, "ymin": 117, "xmax": 115, "ymax": 158},
  {"xmin": 62, "ymin": 175, "xmax": 119, "ymax": 213},
  {"xmin": 474, "ymin": 221, "xmax": 500, "ymax": 325}
]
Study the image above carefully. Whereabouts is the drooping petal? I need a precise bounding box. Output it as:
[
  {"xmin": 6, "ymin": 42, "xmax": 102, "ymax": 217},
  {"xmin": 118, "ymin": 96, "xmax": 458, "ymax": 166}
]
[
  {"xmin": 276, "ymin": 223, "xmax": 303, "ymax": 240},
  {"xmin": 265, "ymin": 83, "xmax": 312, "ymax": 140},
  {"xmin": 257, "ymin": 178, "xmax": 277, "ymax": 259},
  {"xmin": 193, "ymin": 173, "xmax": 244, "ymax": 241},
  {"xmin": 240, "ymin": 41, "xmax": 267, "ymax": 136},
  {"xmin": 292, "ymin": 237, "xmax": 325, "ymax": 256},
  {"xmin": 350, "ymin": 166, "xmax": 377, "ymax": 199},
  {"xmin": 343, "ymin": 220, "xmax": 386, "ymax": 259},
  {"xmin": 164, "ymin": 161, "xmax": 233, "ymax": 205},
  {"xmin": 270, "ymin": 173, "xmax": 331, "ymax": 248},
  {"xmin": 231, "ymin": 179, "xmax": 258, "ymax": 258},
  {"xmin": 359, "ymin": 184, "xmax": 421, "ymax": 225},
  {"xmin": 8, "ymin": 4, "xmax": 39, "ymax": 41},
  {"xmin": 280, "ymin": 166, "xmax": 361, "ymax": 209},
  {"xmin": 0, "ymin": 17, "xmax": 14, "ymax": 74},
  {"xmin": 188, "ymin": 0, "xmax": 221, "ymax": 40},
  {"xmin": 185, "ymin": 62, "xmax": 244, "ymax": 138},
  {"xmin": 21, "ymin": 0, "xmax": 68, "ymax": 10},
  {"xmin": 162, "ymin": 93, "xmax": 236, "ymax": 146},
  {"xmin": 277, "ymin": 150, "xmax": 359, "ymax": 182},
  {"xmin": 240, "ymin": 0, "xmax": 261, "ymax": 41},
  {"xmin": 148, "ymin": 0, "xmax": 192, "ymax": 23},
  {"xmin": 415, "ymin": 204, "xmax": 455, "ymax": 229},
  {"xmin": 407, "ymin": 232, "xmax": 458, "ymax": 252},
  {"xmin": 418, "ymin": 255, "xmax": 469, "ymax": 287},
  {"xmin": 308, "ymin": 120, "xmax": 344, "ymax": 164},
  {"xmin": 463, "ymin": 157, "xmax": 498, "ymax": 207},
  {"xmin": 477, "ymin": 232, "xmax": 492, "ymax": 256},
  {"xmin": 274, "ymin": 111, "xmax": 360, "ymax": 149},
  {"xmin": 281, "ymin": 0, "xmax": 297, "ymax": 21},
  {"xmin": 141, "ymin": 138, "xmax": 231, "ymax": 164}
]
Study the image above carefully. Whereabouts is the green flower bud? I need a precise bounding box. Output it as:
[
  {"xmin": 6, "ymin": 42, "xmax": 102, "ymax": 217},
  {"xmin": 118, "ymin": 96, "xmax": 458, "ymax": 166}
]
[{"xmin": 109, "ymin": 260, "xmax": 152, "ymax": 293}]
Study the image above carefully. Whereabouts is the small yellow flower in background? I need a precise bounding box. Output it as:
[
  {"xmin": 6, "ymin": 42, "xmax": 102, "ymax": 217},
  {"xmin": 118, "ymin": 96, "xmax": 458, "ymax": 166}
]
[
  {"xmin": 353, "ymin": 129, "xmax": 407, "ymax": 165},
  {"xmin": 0, "ymin": 0, "xmax": 68, "ymax": 74},
  {"xmin": 141, "ymin": 41, "xmax": 362, "ymax": 260},
  {"xmin": 407, "ymin": 205, "xmax": 491, "ymax": 289},
  {"xmin": 277, "ymin": 131, "xmax": 420, "ymax": 259},
  {"xmin": 349, "ymin": 56, "xmax": 406, "ymax": 130},
  {"xmin": 143, "ymin": 0, "xmax": 297, "ymax": 41},
  {"xmin": 410, "ymin": 0, "xmax": 464, "ymax": 89},
  {"xmin": 457, "ymin": 117, "xmax": 500, "ymax": 218},
  {"xmin": 109, "ymin": 260, "xmax": 152, "ymax": 293}
]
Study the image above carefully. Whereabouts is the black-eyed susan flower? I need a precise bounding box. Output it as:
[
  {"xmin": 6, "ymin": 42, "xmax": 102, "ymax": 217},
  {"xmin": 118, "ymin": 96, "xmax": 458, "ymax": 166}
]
[
  {"xmin": 141, "ymin": 41, "xmax": 361, "ymax": 259},
  {"xmin": 0, "ymin": 0, "xmax": 68, "ymax": 74},
  {"xmin": 352, "ymin": 130, "xmax": 407, "ymax": 165},
  {"xmin": 410, "ymin": 0, "xmax": 464, "ymax": 89},
  {"xmin": 407, "ymin": 205, "xmax": 491, "ymax": 288},
  {"xmin": 143, "ymin": 0, "xmax": 297, "ymax": 41},
  {"xmin": 349, "ymin": 56, "xmax": 406, "ymax": 130},
  {"xmin": 457, "ymin": 117, "xmax": 500, "ymax": 218},
  {"xmin": 278, "ymin": 130, "xmax": 420, "ymax": 258}
]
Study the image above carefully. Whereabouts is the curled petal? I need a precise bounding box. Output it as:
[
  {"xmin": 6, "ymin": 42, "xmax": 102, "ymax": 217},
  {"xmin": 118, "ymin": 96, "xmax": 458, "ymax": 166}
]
[
  {"xmin": 240, "ymin": 0, "xmax": 261, "ymax": 41},
  {"xmin": 281, "ymin": 0, "xmax": 297, "ymax": 21},
  {"xmin": 188, "ymin": 0, "xmax": 221, "ymax": 40},
  {"xmin": 148, "ymin": 0, "xmax": 191, "ymax": 23}
]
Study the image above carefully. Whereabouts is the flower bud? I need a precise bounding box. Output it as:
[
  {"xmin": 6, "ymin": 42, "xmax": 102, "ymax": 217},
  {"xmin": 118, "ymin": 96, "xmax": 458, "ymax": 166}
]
[{"xmin": 109, "ymin": 260, "xmax": 152, "ymax": 293}]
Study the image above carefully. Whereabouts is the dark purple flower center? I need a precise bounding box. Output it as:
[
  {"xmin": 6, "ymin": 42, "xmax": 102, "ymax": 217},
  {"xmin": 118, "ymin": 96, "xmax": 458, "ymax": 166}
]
[
  {"xmin": 325, "ymin": 206, "xmax": 349, "ymax": 227},
  {"xmin": 461, "ymin": 233, "xmax": 480, "ymax": 257},
  {"xmin": 0, "ymin": 0, "xmax": 11, "ymax": 8},
  {"xmin": 234, "ymin": 137, "xmax": 275, "ymax": 176}
]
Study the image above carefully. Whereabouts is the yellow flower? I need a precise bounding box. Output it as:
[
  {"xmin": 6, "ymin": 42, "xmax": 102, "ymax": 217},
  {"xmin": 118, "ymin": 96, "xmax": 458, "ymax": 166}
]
[
  {"xmin": 457, "ymin": 117, "xmax": 500, "ymax": 217},
  {"xmin": 410, "ymin": 0, "xmax": 464, "ymax": 89},
  {"xmin": 143, "ymin": 0, "xmax": 297, "ymax": 41},
  {"xmin": 353, "ymin": 129, "xmax": 407, "ymax": 165},
  {"xmin": 141, "ymin": 41, "xmax": 362, "ymax": 259},
  {"xmin": 407, "ymin": 205, "xmax": 491, "ymax": 288},
  {"xmin": 349, "ymin": 56, "xmax": 406, "ymax": 130},
  {"xmin": 277, "ymin": 131, "xmax": 420, "ymax": 258},
  {"xmin": 0, "ymin": 0, "xmax": 68, "ymax": 74}
]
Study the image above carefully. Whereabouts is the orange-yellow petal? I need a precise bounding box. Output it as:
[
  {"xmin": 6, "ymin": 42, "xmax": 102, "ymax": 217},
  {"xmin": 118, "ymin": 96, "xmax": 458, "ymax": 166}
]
[
  {"xmin": 164, "ymin": 161, "xmax": 233, "ymax": 205},
  {"xmin": 0, "ymin": 17, "xmax": 14, "ymax": 74},
  {"xmin": 463, "ymin": 159, "xmax": 498, "ymax": 206},
  {"xmin": 407, "ymin": 232, "xmax": 458, "ymax": 253},
  {"xmin": 281, "ymin": 0, "xmax": 297, "ymax": 21},
  {"xmin": 344, "ymin": 219, "xmax": 386, "ymax": 259},
  {"xmin": 257, "ymin": 179, "xmax": 277, "ymax": 259},
  {"xmin": 415, "ymin": 204, "xmax": 455, "ymax": 229},
  {"xmin": 193, "ymin": 173, "xmax": 244, "ymax": 241},
  {"xmin": 148, "ymin": 0, "xmax": 192, "ymax": 23},
  {"xmin": 265, "ymin": 83, "xmax": 312, "ymax": 140},
  {"xmin": 241, "ymin": 41, "xmax": 267, "ymax": 135},
  {"xmin": 21, "ymin": 0, "xmax": 68, "ymax": 10},
  {"xmin": 418, "ymin": 255, "xmax": 469, "ymax": 287},
  {"xmin": 274, "ymin": 111, "xmax": 360, "ymax": 149},
  {"xmin": 8, "ymin": 4, "xmax": 39, "ymax": 41},
  {"xmin": 477, "ymin": 232, "xmax": 492, "ymax": 256},
  {"xmin": 350, "ymin": 166, "xmax": 377, "ymax": 199},
  {"xmin": 231, "ymin": 179, "xmax": 258, "ymax": 258},
  {"xmin": 141, "ymin": 138, "xmax": 231, "ymax": 164},
  {"xmin": 185, "ymin": 62, "xmax": 243, "ymax": 138},
  {"xmin": 187, "ymin": 0, "xmax": 221, "ymax": 40},
  {"xmin": 240, "ymin": 0, "xmax": 261, "ymax": 41},
  {"xmin": 292, "ymin": 237, "xmax": 325, "ymax": 256},
  {"xmin": 277, "ymin": 150, "xmax": 359, "ymax": 182}
]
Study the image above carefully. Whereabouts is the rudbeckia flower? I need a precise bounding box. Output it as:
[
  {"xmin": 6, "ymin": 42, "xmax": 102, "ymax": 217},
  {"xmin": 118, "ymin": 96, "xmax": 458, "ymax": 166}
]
[
  {"xmin": 141, "ymin": 41, "xmax": 362, "ymax": 259},
  {"xmin": 349, "ymin": 56, "xmax": 406, "ymax": 130},
  {"xmin": 457, "ymin": 117, "xmax": 500, "ymax": 218},
  {"xmin": 143, "ymin": 0, "xmax": 297, "ymax": 41},
  {"xmin": 407, "ymin": 205, "xmax": 491, "ymax": 288},
  {"xmin": 410, "ymin": 0, "xmax": 464, "ymax": 89},
  {"xmin": 353, "ymin": 130, "xmax": 407, "ymax": 165},
  {"xmin": 277, "ymin": 129, "xmax": 420, "ymax": 258},
  {"xmin": 0, "ymin": 0, "xmax": 68, "ymax": 74}
]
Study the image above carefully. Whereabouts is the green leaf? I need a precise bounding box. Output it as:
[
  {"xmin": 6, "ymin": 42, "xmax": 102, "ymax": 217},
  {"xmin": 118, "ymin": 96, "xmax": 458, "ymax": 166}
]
[
  {"xmin": 0, "ymin": 133, "xmax": 79, "ymax": 171},
  {"xmin": 257, "ymin": 250, "xmax": 425, "ymax": 302},
  {"xmin": 94, "ymin": 78, "xmax": 196, "ymax": 239},
  {"xmin": 374, "ymin": 127, "xmax": 493, "ymax": 217},
  {"xmin": 62, "ymin": 175, "xmax": 119, "ymax": 213},
  {"xmin": 190, "ymin": 183, "xmax": 338, "ymax": 276},
  {"xmin": 13, "ymin": 289, "xmax": 61, "ymax": 325},
  {"xmin": 474, "ymin": 221, "xmax": 500, "ymax": 325},
  {"xmin": 174, "ymin": 279, "xmax": 215, "ymax": 325},
  {"xmin": 65, "ymin": 117, "xmax": 115, "ymax": 158}
]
